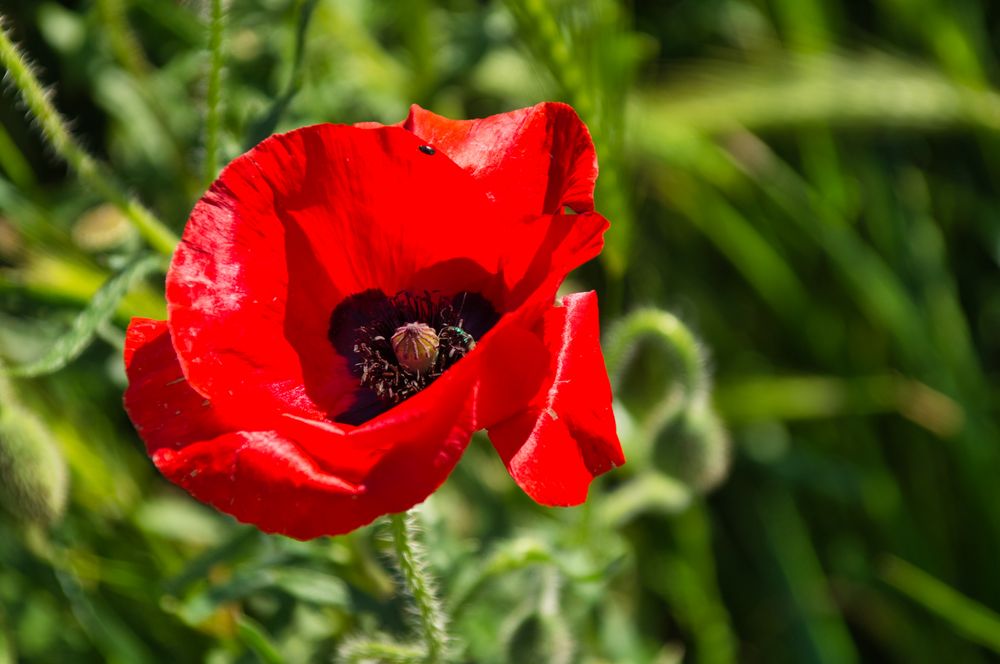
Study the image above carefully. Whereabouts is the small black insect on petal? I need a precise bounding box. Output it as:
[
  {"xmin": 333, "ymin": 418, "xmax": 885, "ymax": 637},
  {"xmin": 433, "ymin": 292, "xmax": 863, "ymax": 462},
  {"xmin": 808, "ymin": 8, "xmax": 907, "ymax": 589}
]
[{"xmin": 418, "ymin": 145, "xmax": 436, "ymax": 155}]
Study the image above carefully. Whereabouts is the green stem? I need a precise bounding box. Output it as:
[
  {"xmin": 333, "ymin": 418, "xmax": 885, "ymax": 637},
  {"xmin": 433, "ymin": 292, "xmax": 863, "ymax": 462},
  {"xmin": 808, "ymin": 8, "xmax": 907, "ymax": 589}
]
[
  {"xmin": 0, "ymin": 17, "xmax": 178, "ymax": 257},
  {"xmin": 388, "ymin": 512, "xmax": 449, "ymax": 663},
  {"xmin": 339, "ymin": 639, "xmax": 425, "ymax": 664},
  {"xmin": 203, "ymin": 0, "xmax": 225, "ymax": 188},
  {"xmin": 604, "ymin": 308, "xmax": 714, "ymax": 467},
  {"xmin": 605, "ymin": 308, "xmax": 708, "ymax": 409}
]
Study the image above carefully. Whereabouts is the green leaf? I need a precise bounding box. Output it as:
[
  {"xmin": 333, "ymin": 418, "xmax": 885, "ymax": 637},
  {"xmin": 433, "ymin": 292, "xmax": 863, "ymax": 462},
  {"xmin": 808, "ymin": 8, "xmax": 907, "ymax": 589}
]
[
  {"xmin": 269, "ymin": 568, "xmax": 351, "ymax": 607},
  {"xmin": 173, "ymin": 567, "xmax": 351, "ymax": 625},
  {"xmin": 4, "ymin": 254, "xmax": 164, "ymax": 377}
]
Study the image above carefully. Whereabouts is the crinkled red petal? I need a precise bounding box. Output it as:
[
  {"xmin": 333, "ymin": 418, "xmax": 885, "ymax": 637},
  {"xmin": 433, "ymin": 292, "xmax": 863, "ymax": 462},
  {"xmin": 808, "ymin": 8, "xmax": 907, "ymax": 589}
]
[
  {"xmin": 123, "ymin": 318, "xmax": 232, "ymax": 450},
  {"xmin": 488, "ymin": 292, "xmax": 623, "ymax": 505},
  {"xmin": 402, "ymin": 102, "xmax": 598, "ymax": 216},
  {"xmin": 167, "ymin": 124, "xmax": 506, "ymax": 424},
  {"xmin": 123, "ymin": 318, "xmax": 480, "ymax": 539}
]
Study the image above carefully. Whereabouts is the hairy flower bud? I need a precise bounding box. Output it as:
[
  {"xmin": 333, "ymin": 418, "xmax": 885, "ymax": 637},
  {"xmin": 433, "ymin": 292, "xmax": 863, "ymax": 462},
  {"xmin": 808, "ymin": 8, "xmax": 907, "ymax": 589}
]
[
  {"xmin": 655, "ymin": 404, "xmax": 730, "ymax": 493},
  {"xmin": 391, "ymin": 322, "xmax": 440, "ymax": 373},
  {"xmin": 0, "ymin": 401, "xmax": 69, "ymax": 527}
]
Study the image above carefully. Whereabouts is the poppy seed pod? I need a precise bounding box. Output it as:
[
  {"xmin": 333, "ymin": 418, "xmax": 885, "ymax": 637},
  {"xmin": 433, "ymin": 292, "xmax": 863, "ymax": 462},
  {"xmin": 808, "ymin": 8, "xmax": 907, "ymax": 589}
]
[{"xmin": 391, "ymin": 323, "xmax": 440, "ymax": 373}]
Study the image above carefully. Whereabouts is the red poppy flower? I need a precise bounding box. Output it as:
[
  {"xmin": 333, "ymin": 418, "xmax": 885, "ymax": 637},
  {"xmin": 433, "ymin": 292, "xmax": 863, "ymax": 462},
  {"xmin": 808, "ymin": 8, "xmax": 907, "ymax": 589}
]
[{"xmin": 123, "ymin": 102, "xmax": 624, "ymax": 539}]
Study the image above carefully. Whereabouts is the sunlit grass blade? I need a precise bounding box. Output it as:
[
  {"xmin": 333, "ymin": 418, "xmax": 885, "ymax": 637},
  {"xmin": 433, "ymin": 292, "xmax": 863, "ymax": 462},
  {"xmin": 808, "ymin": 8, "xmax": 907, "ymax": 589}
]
[
  {"xmin": 714, "ymin": 374, "xmax": 964, "ymax": 438},
  {"xmin": 669, "ymin": 181, "xmax": 813, "ymax": 323},
  {"xmin": 881, "ymin": 556, "xmax": 1000, "ymax": 655},
  {"xmin": 635, "ymin": 52, "xmax": 1000, "ymax": 134},
  {"xmin": 4, "ymin": 254, "xmax": 164, "ymax": 377}
]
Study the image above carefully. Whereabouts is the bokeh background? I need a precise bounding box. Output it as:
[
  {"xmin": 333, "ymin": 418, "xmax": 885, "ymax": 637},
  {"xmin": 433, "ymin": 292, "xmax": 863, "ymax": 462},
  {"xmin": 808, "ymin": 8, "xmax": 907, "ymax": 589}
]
[{"xmin": 1, "ymin": 0, "xmax": 1000, "ymax": 662}]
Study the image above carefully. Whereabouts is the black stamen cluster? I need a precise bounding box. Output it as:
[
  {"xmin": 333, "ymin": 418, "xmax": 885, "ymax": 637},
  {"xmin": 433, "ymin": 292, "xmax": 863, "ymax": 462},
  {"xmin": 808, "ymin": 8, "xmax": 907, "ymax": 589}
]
[{"xmin": 353, "ymin": 292, "xmax": 477, "ymax": 404}]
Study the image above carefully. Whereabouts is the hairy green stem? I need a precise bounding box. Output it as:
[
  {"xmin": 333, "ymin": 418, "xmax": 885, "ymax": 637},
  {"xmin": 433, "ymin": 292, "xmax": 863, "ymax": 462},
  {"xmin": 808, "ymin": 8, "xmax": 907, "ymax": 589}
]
[
  {"xmin": 389, "ymin": 512, "xmax": 449, "ymax": 663},
  {"xmin": 0, "ymin": 17, "xmax": 178, "ymax": 256},
  {"xmin": 339, "ymin": 638, "xmax": 425, "ymax": 664},
  {"xmin": 203, "ymin": 0, "xmax": 225, "ymax": 188},
  {"xmin": 605, "ymin": 308, "xmax": 708, "ymax": 407},
  {"xmin": 604, "ymin": 308, "xmax": 714, "ymax": 467}
]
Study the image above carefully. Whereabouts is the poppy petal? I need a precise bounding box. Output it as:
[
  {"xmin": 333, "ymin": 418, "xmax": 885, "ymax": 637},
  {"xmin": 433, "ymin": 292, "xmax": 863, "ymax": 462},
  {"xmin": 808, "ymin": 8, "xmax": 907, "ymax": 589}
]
[
  {"xmin": 123, "ymin": 318, "xmax": 231, "ymax": 450},
  {"xmin": 501, "ymin": 211, "xmax": 610, "ymax": 314},
  {"xmin": 488, "ymin": 292, "xmax": 623, "ymax": 505},
  {"xmin": 151, "ymin": 407, "xmax": 474, "ymax": 540},
  {"xmin": 124, "ymin": 318, "xmax": 479, "ymax": 539},
  {"xmin": 403, "ymin": 102, "xmax": 598, "ymax": 216},
  {"xmin": 167, "ymin": 124, "xmax": 505, "ymax": 423}
]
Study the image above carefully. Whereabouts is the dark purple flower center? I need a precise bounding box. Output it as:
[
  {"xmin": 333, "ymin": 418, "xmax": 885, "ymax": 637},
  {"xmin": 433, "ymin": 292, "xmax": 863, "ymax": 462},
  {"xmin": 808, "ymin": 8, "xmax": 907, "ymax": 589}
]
[{"xmin": 328, "ymin": 290, "xmax": 498, "ymax": 424}]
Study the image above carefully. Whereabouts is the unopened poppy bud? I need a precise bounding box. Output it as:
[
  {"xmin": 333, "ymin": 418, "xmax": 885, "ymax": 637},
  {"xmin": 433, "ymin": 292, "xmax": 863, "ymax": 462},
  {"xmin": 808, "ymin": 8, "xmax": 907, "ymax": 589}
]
[
  {"xmin": 655, "ymin": 404, "xmax": 731, "ymax": 493},
  {"xmin": 0, "ymin": 401, "xmax": 69, "ymax": 527},
  {"xmin": 391, "ymin": 322, "xmax": 440, "ymax": 373}
]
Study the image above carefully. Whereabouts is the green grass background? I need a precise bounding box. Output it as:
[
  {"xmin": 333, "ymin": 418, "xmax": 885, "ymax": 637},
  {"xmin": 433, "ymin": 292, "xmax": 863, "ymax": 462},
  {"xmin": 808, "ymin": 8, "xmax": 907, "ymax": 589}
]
[{"xmin": 1, "ymin": 0, "xmax": 999, "ymax": 661}]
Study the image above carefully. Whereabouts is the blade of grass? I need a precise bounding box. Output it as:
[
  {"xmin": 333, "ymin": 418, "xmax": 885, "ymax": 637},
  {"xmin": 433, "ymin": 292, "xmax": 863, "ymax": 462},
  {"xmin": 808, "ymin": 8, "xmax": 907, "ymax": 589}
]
[
  {"xmin": 235, "ymin": 616, "xmax": 283, "ymax": 664},
  {"xmin": 714, "ymin": 374, "xmax": 963, "ymax": 438},
  {"xmin": 758, "ymin": 487, "xmax": 860, "ymax": 664},
  {"xmin": 651, "ymin": 171, "xmax": 811, "ymax": 324},
  {"xmin": 881, "ymin": 555, "xmax": 1000, "ymax": 655},
  {"xmin": 634, "ymin": 53, "xmax": 1000, "ymax": 135},
  {"xmin": 4, "ymin": 254, "xmax": 164, "ymax": 377}
]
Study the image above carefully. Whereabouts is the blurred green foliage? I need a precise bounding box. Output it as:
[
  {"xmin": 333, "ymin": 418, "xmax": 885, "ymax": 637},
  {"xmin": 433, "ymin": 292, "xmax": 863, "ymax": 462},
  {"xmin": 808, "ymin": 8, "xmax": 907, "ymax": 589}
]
[{"xmin": 1, "ymin": 0, "xmax": 999, "ymax": 661}]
